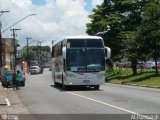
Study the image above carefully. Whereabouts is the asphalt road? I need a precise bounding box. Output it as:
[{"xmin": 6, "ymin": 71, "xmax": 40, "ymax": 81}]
[{"xmin": 13, "ymin": 68, "xmax": 160, "ymax": 120}]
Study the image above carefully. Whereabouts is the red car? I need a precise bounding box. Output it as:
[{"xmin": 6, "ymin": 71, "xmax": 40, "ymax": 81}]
[{"xmin": 157, "ymin": 64, "xmax": 160, "ymax": 69}]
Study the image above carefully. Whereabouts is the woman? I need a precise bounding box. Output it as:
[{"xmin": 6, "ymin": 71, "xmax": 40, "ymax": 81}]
[{"xmin": 16, "ymin": 70, "xmax": 22, "ymax": 90}]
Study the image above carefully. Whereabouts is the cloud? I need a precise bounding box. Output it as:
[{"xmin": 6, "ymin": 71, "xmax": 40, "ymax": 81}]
[
  {"xmin": 0, "ymin": 0, "xmax": 103, "ymax": 47},
  {"xmin": 92, "ymin": 0, "xmax": 103, "ymax": 8}
]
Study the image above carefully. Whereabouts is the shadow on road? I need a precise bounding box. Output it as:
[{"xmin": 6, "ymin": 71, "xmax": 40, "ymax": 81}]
[{"xmin": 50, "ymin": 84, "xmax": 103, "ymax": 92}]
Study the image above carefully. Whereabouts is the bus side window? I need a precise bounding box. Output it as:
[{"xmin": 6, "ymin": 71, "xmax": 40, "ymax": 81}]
[{"xmin": 55, "ymin": 45, "xmax": 58, "ymax": 57}]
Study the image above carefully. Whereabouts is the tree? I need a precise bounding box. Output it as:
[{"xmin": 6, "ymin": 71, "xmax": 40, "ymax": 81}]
[
  {"xmin": 86, "ymin": 0, "xmax": 124, "ymax": 61},
  {"xmin": 138, "ymin": 0, "xmax": 160, "ymax": 75},
  {"xmin": 120, "ymin": 30, "xmax": 147, "ymax": 75},
  {"xmin": 21, "ymin": 45, "xmax": 51, "ymax": 62},
  {"xmin": 117, "ymin": 0, "xmax": 153, "ymax": 75},
  {"xmin": 22, "ymin": 49, "xmax": 37, "ymax": 61},
  {"xmin": 86, "ymin": 0, "xmax": 160, "ymax": 75}
]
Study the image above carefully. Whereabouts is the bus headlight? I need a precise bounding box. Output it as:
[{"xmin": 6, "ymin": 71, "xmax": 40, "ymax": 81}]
[
  {"xmin": 97, "ymin": 73, "xmax": 104, "ymax": 79},
  {"xmin": 66, "ymin": 73, "xmax": 75, "ymax": 77}
]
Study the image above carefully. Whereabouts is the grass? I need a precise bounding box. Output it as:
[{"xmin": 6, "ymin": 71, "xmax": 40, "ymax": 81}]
[{"xmin": 105, "ymin": 68, "xmax": 160, "ymax": 87}]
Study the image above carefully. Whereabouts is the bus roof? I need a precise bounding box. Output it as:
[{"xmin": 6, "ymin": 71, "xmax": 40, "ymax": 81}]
[
  {"xmin": 65, "ymin": 35, "xmax": 103, "ymax": 39},
  {"xmin": 53, "ymin": 35, "xmax": 103, "ymax": 45}
]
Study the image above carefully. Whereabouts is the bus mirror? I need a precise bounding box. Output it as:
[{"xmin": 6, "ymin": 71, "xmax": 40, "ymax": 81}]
[
  {"xmin": 62, "ymin": 47, "xmax": 66, "ymax": 59},
  {"xmin": 105, "ymin": 47, "xmax": 111, "ymax": 59}
]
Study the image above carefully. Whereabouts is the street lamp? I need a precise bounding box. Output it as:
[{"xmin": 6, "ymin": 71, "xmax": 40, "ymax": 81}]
[
  {"xmin": 96, "ymin": 31, "xmax": 108, "ymax": 36},
  {"xmin": 0, "ymin": 10, "xmax": 9, "ymax": 17},
  {"xmin": 2, "ymin": 13, "xmax": 37, "ymax": 33},
  {"xmin": 96, "ymin": 25, "xmax": 110, "ymax": 36},
  {"xmin": 0, "ymin": 13, "xmax": 36, "ymax": 70}
]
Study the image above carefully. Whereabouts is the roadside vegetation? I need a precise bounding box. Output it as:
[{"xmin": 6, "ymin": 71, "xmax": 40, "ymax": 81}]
[
  {"xmin": 21, "ymin": 45, "xmax": 50, "ymax": 63},
  {"xmin": 105, "ymin": 67, "xmax": 160, "ymax": 87},
  {"xmin": 87, "ymin": 0, "xmax": 160, "ymax": 75}
]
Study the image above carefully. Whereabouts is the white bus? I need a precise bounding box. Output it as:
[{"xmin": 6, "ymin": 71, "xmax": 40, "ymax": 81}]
[{"xmin": 51, "ymin": 36, "xmax": 111, "ymax": 90}]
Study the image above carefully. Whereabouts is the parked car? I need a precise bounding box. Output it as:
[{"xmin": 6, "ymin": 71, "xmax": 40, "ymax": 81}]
[
  {"xmin": 19, "ymin": 70, "xmax": 26, "ymax": 86},
  {"xmin": 1, "ymin": 70, "xmax": 26, "ymax": 87},
  {"xmin": 144, "ymin": 61, "xmax": 155, "ymax": 69},
  {"xmin": 137, "ymin": 62, "xmax": 145, "ymax": 69},
  {"xmin": 30, "ymin": 66, "xmax": 41, "ymax": 75},
  {"xmin": 2, "ymin": 70, "xmax": 13, "ymax": 88},
  {"xmin": 157, "ymin": 64, "xmax": 160, "ymax": 69}
]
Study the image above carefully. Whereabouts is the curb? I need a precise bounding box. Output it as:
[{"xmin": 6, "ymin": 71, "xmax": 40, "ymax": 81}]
[
  {"xmin": 0, "ymin": 87, "xmax": 7, "ymax": 105},
  {"xmin": 0, "ymin": 85, "xmax": 8, "ymax": 114},
  {"xmin": 107, "ymin": 82, "xmax": 160, "ymax": 89}
]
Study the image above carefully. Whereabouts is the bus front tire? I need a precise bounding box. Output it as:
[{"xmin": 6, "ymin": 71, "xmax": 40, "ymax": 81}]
[
  {"xmin": 53, "ymin": 73, "xmax": 58, "ymax": 86},
  {"xmin": 62, "ymin": 74, "xmax": 66, "ymax": 90},
  {"xmin": 94, "ymin": 85, "xmax": 100, "ymax": 90},
  {"xmin": 54, "ymin": 82, "xmax": 58, "ymax": 86},
  {"xmin": 62, "ymin": 82, "xmax": 68, "ymax": 90},
  {"xmin": 62, "ymin": 84, "xmax": 65, "ymax": 90}
]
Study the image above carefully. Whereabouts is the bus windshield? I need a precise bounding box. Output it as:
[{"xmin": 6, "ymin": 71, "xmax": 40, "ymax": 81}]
[
  {"xmin": 86, "ymin": 48, "xmax": 105, "ymax": 71},
  {"xmin": 66, "ymin": 48, "xmax": 105, "ymax": 72}
]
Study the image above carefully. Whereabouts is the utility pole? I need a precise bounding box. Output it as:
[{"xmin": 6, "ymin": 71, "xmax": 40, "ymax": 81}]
[
  {"xmin": 40, "ymin": 42, "xmax": 42, "ymax": 66},
  {"xmin": 0, "ymin": 19, "xmax": 2, "ymax": 68},
  {"xmin": 10, "ymin": 28, "xmax": 21, "ymax": 69},
  {"xmin": 52, "ymin": 40, "xmax": 54, "ymax": 46},
  {"xmin": 37, "ymin": 41, "xmax": 43, "ymax": 66},
  {"xmin": 0, "ymin": 10, "xmax": 9, "ymax": 69},
  {"xmin": 26, "ymin": 37, "xmax": 31, "ymax": 69}
]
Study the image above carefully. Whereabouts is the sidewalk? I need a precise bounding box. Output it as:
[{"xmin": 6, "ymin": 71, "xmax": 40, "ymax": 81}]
[{"xmin": 0, "ymin": 84, "xmax": 7, "ymax": 114}]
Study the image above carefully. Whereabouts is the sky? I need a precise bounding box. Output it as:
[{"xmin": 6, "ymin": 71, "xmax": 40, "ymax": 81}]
[{"xmin": 0, "ymin": 0, "xmax": 103, "ymax": 47}]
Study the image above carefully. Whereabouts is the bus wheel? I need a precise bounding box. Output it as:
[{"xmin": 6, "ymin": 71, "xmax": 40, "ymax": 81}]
[
  {"xmin": 53, "ymin": 74, "xmax": 57, "ymax": 86},
  {"xmin": 54, "ymin": 82, "xmax": 58, "ymax": 86},
  {"xmin": 54, "ymin": 82, "xmax": 56, "ymax": 86},
  {"xmin": 62, "ymin": 81, "xmax": 68, "ymax": 90},
  {"xmin": 62, "ymin": 78, "xmax": 67, "ymax": 90},
  {"xmin": 62, "ymin": 84, "xmax": 66, "ymax": 90},
  {"xmin": 94, "ymin": 85, "xmax": 100, "ymax": 90}
]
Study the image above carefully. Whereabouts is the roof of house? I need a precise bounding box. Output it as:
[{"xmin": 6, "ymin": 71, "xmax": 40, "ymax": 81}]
[{"xmin": 2, "ymin": 38, "xmax": 20, "ymax": 47}]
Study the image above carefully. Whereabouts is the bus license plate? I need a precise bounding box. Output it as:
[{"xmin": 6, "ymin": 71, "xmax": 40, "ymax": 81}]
[{"xmin": 83, "ymin": 80, "xmax": 90, "ymax": 83}]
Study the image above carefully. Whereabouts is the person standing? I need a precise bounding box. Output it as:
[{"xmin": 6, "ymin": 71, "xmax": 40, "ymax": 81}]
[
  {"xmin": 12, "ymin": 69, "xmax": 17, "ymax": 90},
  {"xmin": 16, "ymin": 70, "xmax": 22, "ymax": 90}
]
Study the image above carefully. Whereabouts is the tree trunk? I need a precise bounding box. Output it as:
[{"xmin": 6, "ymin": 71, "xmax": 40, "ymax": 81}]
[
  {"xmin": 153, "ymin": 39, "xmax": 158, "ymax": 75},
  {"xmin": 132, "ymin": 61, "xmax": 137, "ymax": 75},
  {"xmin": 154, "ymin": 57, "xmax": 158, "ymax": 75}
]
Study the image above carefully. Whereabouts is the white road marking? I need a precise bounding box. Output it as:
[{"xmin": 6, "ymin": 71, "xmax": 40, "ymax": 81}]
[
  {"xmin": 67, "ymin": 92, "xmax": 154, "ymax": 120},
  {"xmin": 5, "ymin": 98, "xmax": 11, "ymax": 106}
]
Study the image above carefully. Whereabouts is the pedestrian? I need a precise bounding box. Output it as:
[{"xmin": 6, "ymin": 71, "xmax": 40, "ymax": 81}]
[
  {"xmin": 16, "ymin": 70, "xmax": 22, "ymax": 90},
  {"xmin": 12, "ymin": 69, "xmax": 17, "ymax": 90}
]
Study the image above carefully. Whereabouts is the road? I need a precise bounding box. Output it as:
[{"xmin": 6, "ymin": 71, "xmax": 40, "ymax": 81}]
[{"xmin": 9, "ymin": 68, "xmax": 160, "ymax": 120}]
